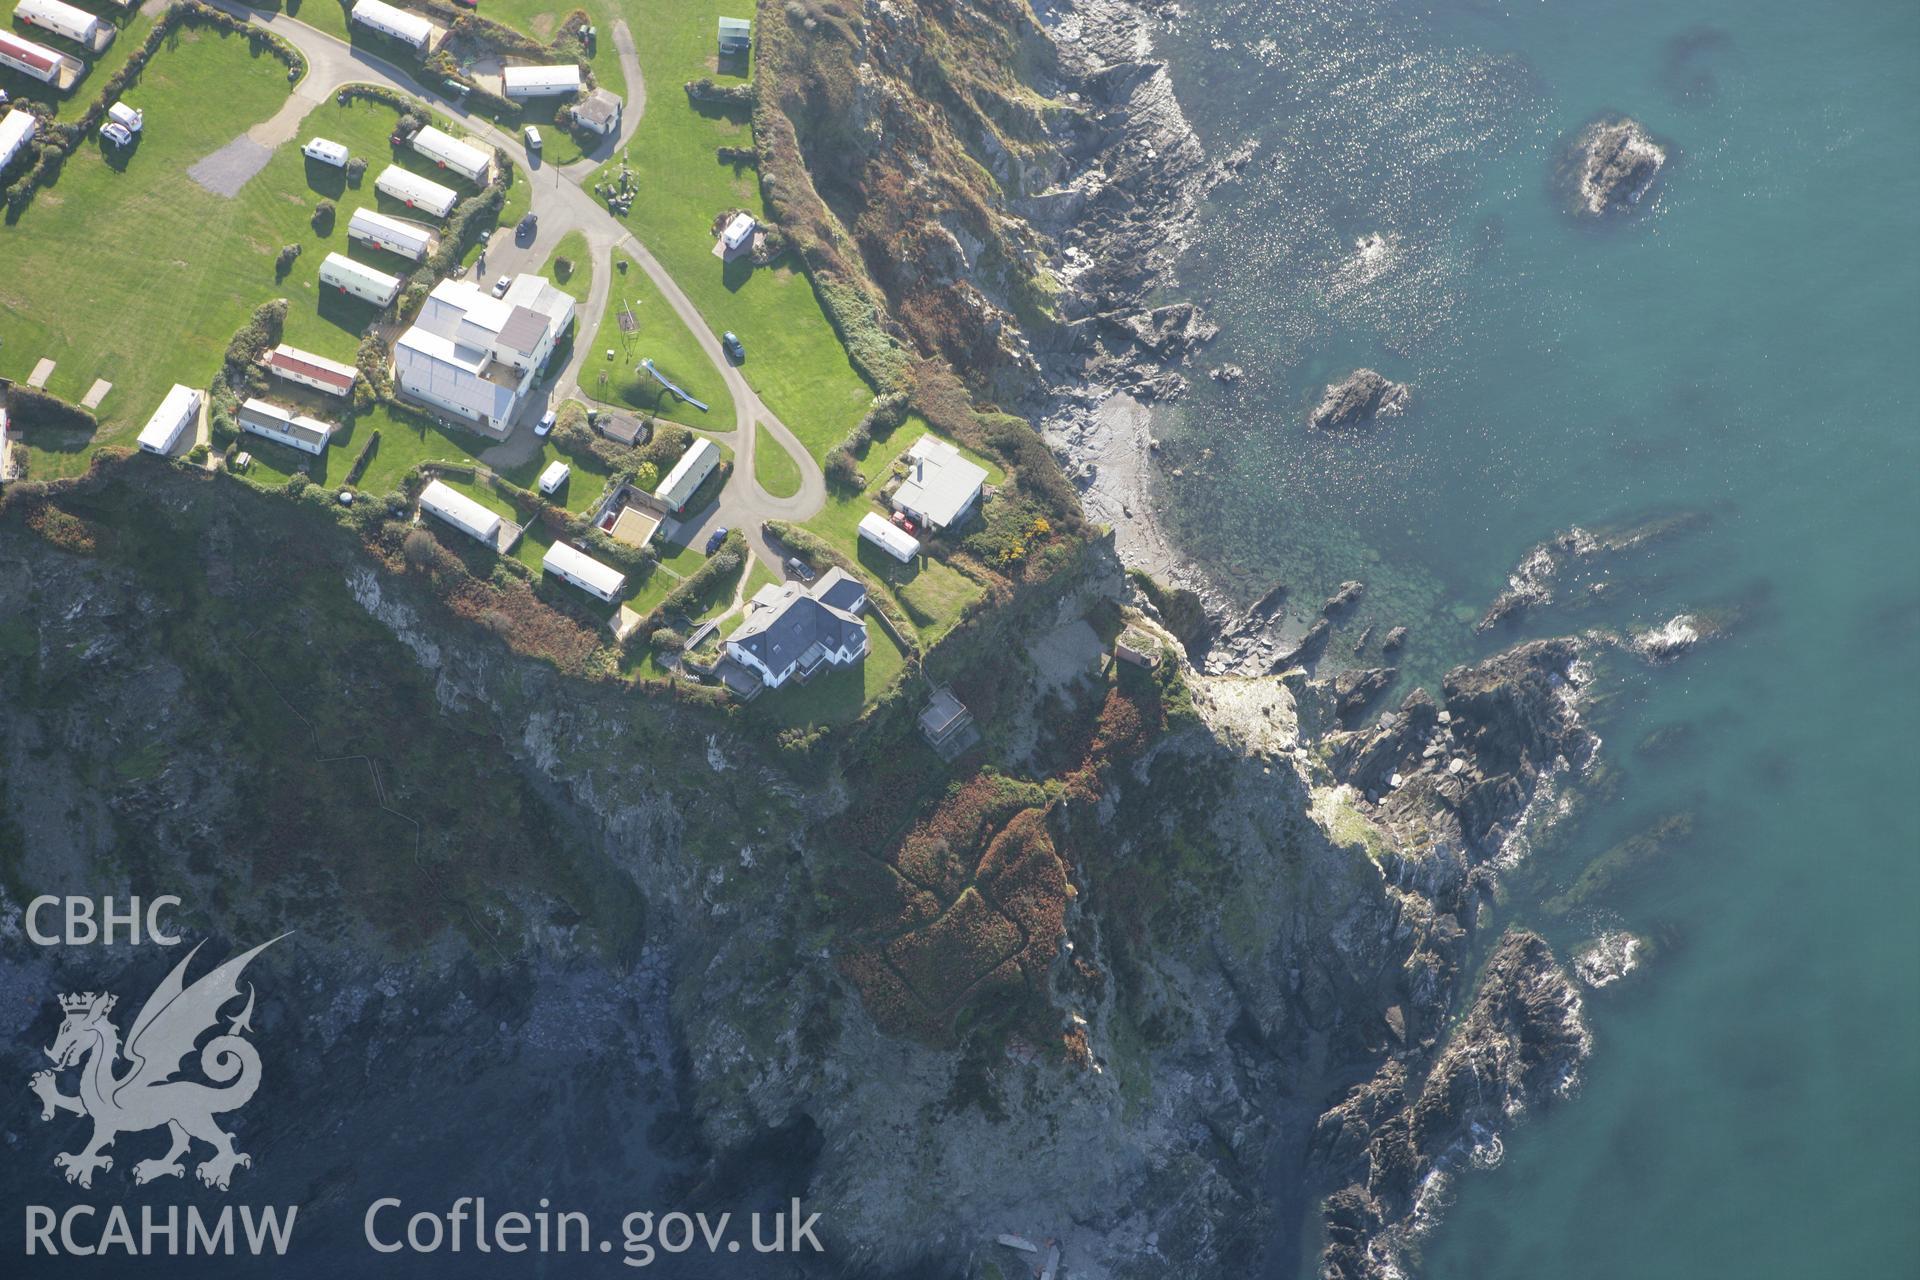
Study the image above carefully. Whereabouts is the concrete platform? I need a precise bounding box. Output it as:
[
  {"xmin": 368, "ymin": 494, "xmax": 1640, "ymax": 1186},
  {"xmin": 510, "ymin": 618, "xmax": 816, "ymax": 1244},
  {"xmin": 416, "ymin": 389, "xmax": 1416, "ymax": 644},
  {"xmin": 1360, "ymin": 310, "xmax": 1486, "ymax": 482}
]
[
  {"xmin": 80, "ymin": 379, "xmax": 112, "ymax": 409},
  {"xmin": 26, "ymin": 359, "xmax": 55, "ymax": 389}
]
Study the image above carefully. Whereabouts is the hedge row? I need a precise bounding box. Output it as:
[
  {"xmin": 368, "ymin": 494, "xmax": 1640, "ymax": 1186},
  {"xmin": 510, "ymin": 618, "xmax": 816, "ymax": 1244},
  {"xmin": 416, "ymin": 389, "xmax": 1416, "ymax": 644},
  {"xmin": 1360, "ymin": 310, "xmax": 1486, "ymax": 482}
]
[
  {"xmin": 344, "ymin": 430, "xmax": 381, "ymax": 487},
  {"xmin": 3, "ymin": 385, "xmax": 97, "ymax": 435}
]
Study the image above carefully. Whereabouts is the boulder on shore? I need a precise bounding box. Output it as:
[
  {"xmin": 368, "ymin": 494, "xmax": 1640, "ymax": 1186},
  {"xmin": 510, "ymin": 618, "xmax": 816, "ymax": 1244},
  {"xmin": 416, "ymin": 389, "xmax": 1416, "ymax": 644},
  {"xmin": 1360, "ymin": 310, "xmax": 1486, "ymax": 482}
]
[
  {"xmin": 1308, "ymin": 369, "xmax": 1410, "ymax": 430},
  {"xmin": 1566, "ymin": 116, "xmax": 1666, "ymax": 217}
]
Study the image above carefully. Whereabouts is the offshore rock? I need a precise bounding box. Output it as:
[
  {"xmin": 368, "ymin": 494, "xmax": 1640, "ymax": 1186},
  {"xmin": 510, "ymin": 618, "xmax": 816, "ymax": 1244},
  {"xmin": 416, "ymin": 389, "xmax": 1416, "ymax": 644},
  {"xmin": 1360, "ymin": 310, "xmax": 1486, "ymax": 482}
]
[
  {"xmin": 1565, "ymin": 116, "xmax": 1666, "ymax": 217},
  {"xmin": 1308, "ymin": 369, "xmax": 1410, "ymax": 430}
]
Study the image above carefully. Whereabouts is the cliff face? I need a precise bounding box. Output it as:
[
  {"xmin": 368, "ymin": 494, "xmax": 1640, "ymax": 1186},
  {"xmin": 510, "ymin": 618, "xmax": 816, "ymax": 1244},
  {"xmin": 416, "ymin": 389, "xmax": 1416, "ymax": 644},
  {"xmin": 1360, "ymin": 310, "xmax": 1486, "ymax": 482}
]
[{"xmin": 0, "ymin": 466, "xmax": 1592, "ymax": 1278}]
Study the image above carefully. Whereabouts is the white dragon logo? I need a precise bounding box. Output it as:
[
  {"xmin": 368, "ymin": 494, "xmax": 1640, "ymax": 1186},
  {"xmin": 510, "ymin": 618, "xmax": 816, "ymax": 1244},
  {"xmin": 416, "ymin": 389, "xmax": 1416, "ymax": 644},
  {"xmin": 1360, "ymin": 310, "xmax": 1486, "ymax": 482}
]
[{"xmin": 29, "ymin": 937, "xmax": 282, "ymax": 1191}]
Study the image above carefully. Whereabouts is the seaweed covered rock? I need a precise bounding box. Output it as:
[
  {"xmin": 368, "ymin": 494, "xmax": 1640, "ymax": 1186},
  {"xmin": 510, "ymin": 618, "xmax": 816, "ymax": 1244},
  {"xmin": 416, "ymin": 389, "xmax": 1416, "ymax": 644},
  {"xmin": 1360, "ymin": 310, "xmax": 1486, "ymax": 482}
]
[{"xmin": 1308, "ymin": 369, "xmax": 1411, "ymax": 430}]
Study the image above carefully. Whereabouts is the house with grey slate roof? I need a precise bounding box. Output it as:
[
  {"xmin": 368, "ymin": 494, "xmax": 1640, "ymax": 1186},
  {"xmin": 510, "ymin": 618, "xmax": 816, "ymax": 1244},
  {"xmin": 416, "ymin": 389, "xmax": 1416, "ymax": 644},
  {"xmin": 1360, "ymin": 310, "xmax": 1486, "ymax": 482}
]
[{"xmin": 723, "ymin": 569, "xmax": 869, "ymax": 689}]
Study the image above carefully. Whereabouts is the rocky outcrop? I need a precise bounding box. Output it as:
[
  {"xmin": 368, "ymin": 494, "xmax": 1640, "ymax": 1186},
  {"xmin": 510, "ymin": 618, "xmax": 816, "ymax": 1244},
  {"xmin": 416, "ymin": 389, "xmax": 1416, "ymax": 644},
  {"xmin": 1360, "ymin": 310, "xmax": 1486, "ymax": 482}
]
[
  {"xmin": 1308, "ymin": 369, "xmax": 1411, "ymax": 430},
  {"xmin": 1565, "ymin": 116, "xmax": 1666, "ymax": 217},
  {"xmin": 1313, "ymin": 930, "xmax": 1590, "ymax": 1280}
]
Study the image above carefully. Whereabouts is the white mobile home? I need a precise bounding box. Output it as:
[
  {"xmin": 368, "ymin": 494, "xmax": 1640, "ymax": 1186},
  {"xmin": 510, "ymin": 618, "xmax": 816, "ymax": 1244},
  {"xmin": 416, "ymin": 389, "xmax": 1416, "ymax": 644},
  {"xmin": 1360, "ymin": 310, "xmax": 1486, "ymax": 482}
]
[
  {"xmin": 418, "ymin": 479, "xmax": 502, "ymax": 545},
  {"xmin": 538, "ymin": 460, "xmax": 569, "ymax": 495},
  {"xmin": 541, "ymin": 541, "xmax": 625, "ymax": 602},
  {"xmin": 136, "ymin": 385, "xmax": 200, "ymax": 456},
  {"xmin": 0, "ymin": 108, "xmax": 37, "ymax": 175},
  {"xmin": 105, "ymin": 101, "xmax": 142, "ymax": 133},
  {"xmin": 374, "ymin": 164, "xmax": 458, "ymax": 218},
  {"xmin": 302, "ymin": 137, "xmax": 350, "ymax": 168},
  {"xmin": 410, "ymin": 125, "xmax": 492, "ymax": 185},
  {"xmin": 858, "ymin": 512, "xmax": 921, "ymax": 563},
  {"xmin": 502, "ymin": 64, "xmax": 582, "ymax": 98},
  {"xmin": 652, "ymin": 437, "xmax": 719, "ymax": 513},
  {"xmin": 351, "ymin": 0, "xmax": 434, "ymax": 52},
  {"xmin": 0, "ymin": 29, "xmax": 69, "ymax": 84},
  {"xmin": 237, "ymin": 398, "xmax": 335, "ymax": 456},
  {"xmin": 347, "ymin": 206, "xmax": 437, "ymax": 262},
  {"xmin": 14, "ymin": 0, "xmax": 107, "ymax": 48},
  {"xmin": 265, "ymin": 344, "xmax": 357, "ymax": 398},
  {"xmin": 318, "ymin": 252, "xmax": 401, "ymax": 306}
]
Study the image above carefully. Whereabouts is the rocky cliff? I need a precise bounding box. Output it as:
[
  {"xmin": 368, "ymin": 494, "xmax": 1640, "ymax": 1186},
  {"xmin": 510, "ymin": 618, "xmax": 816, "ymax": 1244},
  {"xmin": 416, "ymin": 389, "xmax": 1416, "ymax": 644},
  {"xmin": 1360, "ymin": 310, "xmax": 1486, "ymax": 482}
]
[{"xmin": 1, "ymin": 461, "xmax": 1603, "ymax": 1279}]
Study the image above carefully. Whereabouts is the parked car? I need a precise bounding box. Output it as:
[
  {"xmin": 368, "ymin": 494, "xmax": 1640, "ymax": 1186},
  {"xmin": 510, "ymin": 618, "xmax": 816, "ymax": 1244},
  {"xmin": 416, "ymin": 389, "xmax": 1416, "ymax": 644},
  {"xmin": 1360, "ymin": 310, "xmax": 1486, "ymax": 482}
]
[
  {"xmin": 535, "ymin": 410, "xmax": 556, "ymax": 437},
  {"xmin": 492, "ymin": 276, "xmax": 511, "ymax": 297},
  {"xmin": 705, "ymin": 527, "xmax": 730, "ymax": 555},
  {"xmin": 517, "ymin": 212, "xmax": 537, "ymax": 236},
  {"xmin": 721, "ymin": 331, "xmax": 744, "ymax": 361},
  {"xmin": 784, "ymin": 556, "xmax": 815, "ymax": 583},
  {"xmin": 100, "ymin": 122, "xmax": 133, "ymax": 148},
  {"xmin": 523, "ymin": 125, "xmax": 542, "ymax": 151}
]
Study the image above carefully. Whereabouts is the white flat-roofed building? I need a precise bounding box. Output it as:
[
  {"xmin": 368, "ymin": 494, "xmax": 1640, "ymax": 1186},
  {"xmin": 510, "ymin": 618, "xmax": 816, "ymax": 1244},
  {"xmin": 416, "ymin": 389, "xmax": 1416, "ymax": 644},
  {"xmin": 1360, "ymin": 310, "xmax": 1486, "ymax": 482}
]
[
  {"xmin": 237, "ymin": 398, "xmax": 335, "ymax": 455},
  {"xmin": 418, "ymin": 478, "xmax": 501, "ymax": 544},
  {"xmin": 541, "ymin": 541, "xmax": 625, "ymax": 602},
  {"xmin": 538, "ymin": 459, "xmax": 569, "ymax": 494},
  {"xmin": 347, "ymin": 206, "xmax": 437, "ymax": 262},
  {"xmin": 410, "ymin": 124, "xmax": 492, "ymax": 185},
  {"xmin": 265, "ymin": 344, "xmax": 357, "ymax": 398},
  {"xmin": 351, "ymin": 0, "xmax": 433, "ymax": 51},
  {"xmin": 0, "ymin": 29, "xmax": 70, "ymax": 84},
  {"xmin": 14, "ymin": 0, "xmax": 106, "ymax": 48},
  {"xmin": 0, "ymin": 108, "xmax": 37, "ymax": 174},
  {"xmin": 318, "ymin": 252, "xmax": 401, "ymax": 306},
  {"xmin": 892, "ymin": 433, "xmax": 987, "ymax": 530},
  {"xmin": 302, "ymin": 137, "xmax": 350, "ymax": 167},
  {"xmin": 858, "ymin": 511, "xmax": 921, "ymax": 563},
  {"xmin": 136, "ymin": 385, "xmax": 200, "ymax": 456},
  {"xmin": 392, "ymin": 275, "xmax": 574, "ymax": 437},
  {"xmin": 653, "ymin": 437, "xmax": 719, "ymax": 513},
  {"xmin": 375, "ymin": 164, "xmax": 458, "ymax": 218},
  {"xmin": 502, "ymin": 64, "xmax": 582, "ymax": 98}
]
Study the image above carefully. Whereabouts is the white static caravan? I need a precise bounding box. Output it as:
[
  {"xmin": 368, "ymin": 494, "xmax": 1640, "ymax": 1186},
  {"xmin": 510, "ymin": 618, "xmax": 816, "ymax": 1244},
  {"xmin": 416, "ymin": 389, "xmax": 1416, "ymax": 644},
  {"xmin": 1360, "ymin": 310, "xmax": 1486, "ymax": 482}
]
[
  {"xmin": 652, "ymin": 437, "xmax": 719, "ymax": 514},
  {"xmin": 418, "ymin": 479, "xmax": 502, "ymax": 546},
  {"xmin": 318, "ymin": 252, "xmax": 401, "ymax": 306},
  {"xmin": 374, "ymin": 164, "xmax": 457, "ymax": 219},
  {"xmin": 410, "ymin": 125, "xmax": 492, "ymax": 186},
  {"xmin": 541, "ymin": 541, "xmax": 625, "ymax": 602},
  {"xmin": 265, "ymin": 344, "xmax": 357, "ymax": 398},
  {"xmin": 136, "ymin": 385, "xmax": 201, "ymax": 456},
  {"xmin": 13, "ymin": 0, "xmax": 107, "ymax": 49},
  {"xmin": 347, "ymin": 207, "xmax": 437, "ymax": 262},
  {"xmin": 236, "ymin": 398, "xmax": 335, "ymax": 456},
  {"xmin": 302, "ymin": 137, "xmax": 350, "ymax": 168},
  {"xmin": 105, "ymin": 101, "xmax": 142, "ymax": 133},
  {"xmin": 538, "ymin": 460, "xmax": 569, "ymax": 495},
  {"xmin": 857, "ymin": 512, "xmax": 921, "ymax": 563},
  {"xmin": 0, "ymin": 108, "xmax": 37, "ymax": 175},
  {"xmin": 0, "ymin": 29, "xmax": 68, "ymax": 84},
  {"xmin": 350, "ymin": 0, "xmax": 433, "ymax": 52},
  {"xmin": 501, "ymin": 64, "xmax": 582, "ymax": 99}
]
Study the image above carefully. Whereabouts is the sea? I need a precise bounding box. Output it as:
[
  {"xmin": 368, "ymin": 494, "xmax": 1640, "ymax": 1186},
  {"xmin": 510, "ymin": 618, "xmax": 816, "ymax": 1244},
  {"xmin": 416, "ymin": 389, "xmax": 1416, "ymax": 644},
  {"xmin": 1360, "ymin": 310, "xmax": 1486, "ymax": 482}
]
[{"xmin": 1140, "ymin": 0, "xmax": 1920, "ymax": 1274}]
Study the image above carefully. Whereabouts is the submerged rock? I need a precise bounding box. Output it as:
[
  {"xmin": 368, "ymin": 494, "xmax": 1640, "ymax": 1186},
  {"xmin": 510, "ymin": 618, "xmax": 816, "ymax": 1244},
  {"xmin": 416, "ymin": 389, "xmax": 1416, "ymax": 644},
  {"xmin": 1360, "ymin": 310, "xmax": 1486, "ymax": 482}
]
[
  {"xmin": 1308, "ymin": 369, "xmax": 1411, "ymax": 430},
  {"xmin": 1565, "ymin": 116, "xmax": 1666, "ymax": 217}
]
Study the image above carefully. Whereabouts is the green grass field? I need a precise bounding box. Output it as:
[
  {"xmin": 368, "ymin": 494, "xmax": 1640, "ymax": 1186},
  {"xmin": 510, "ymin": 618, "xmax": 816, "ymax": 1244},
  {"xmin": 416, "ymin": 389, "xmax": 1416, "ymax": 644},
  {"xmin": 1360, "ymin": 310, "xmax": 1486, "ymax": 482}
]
[
  {"xmin": 590, "ymin": 0, "xmax": 872, "ymax": 461},
  {"xmin": 539, "ymin": 229, "xmax": 592, "ymax": 301},
  {"xmin": 582, "ymin": 250, "xmax": 738, "ymax": 431},
  {"xmin": 0, "ymin": 30, "xmax": 525, "ymax": 482},
  {"xmin": 753, "ymin": 431, "xmax": 803, "ymax": 498}
]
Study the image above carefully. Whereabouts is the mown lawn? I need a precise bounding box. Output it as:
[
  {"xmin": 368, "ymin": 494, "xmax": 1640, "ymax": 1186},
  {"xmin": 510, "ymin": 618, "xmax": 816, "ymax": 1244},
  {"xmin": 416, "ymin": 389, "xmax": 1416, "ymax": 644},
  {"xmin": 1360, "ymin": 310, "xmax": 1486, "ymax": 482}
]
[
  {"xmin": 0, "ymin": 32, "xmax": 525, "ymax": 481},
  {"xmin": 582, "ymin": 250, "xmax": 737, "ymax": 431},
  {"xmin": 590, "ymin": 0, "xmax": 871, "ymax": 461},
  {"xmin": 539, "ymin": 229, "xmax": 592, "ymax": 301},
  {"xmin": 753, "ymin": 431, "xmax": 802, "ymax": 498},
  {"xmin": 750, "ymin": 622, "xmax": 911, "ymax": 730}
]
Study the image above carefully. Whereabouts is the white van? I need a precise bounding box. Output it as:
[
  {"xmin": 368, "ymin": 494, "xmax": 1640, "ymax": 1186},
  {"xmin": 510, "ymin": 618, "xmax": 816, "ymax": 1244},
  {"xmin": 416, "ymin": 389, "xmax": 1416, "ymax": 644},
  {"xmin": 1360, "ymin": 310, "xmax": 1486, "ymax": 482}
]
[{"xmin": 522, "ymin": 125, "xmax": 541, "ymax": 151}]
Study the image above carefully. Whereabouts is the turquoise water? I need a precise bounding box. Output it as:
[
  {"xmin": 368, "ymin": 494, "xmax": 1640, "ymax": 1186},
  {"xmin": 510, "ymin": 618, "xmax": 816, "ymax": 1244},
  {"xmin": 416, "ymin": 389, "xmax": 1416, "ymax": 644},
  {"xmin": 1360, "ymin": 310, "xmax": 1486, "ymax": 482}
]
[{"xmin": 1146, "ymin": 0, "xmax": 1920, "ymax": 1274}]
